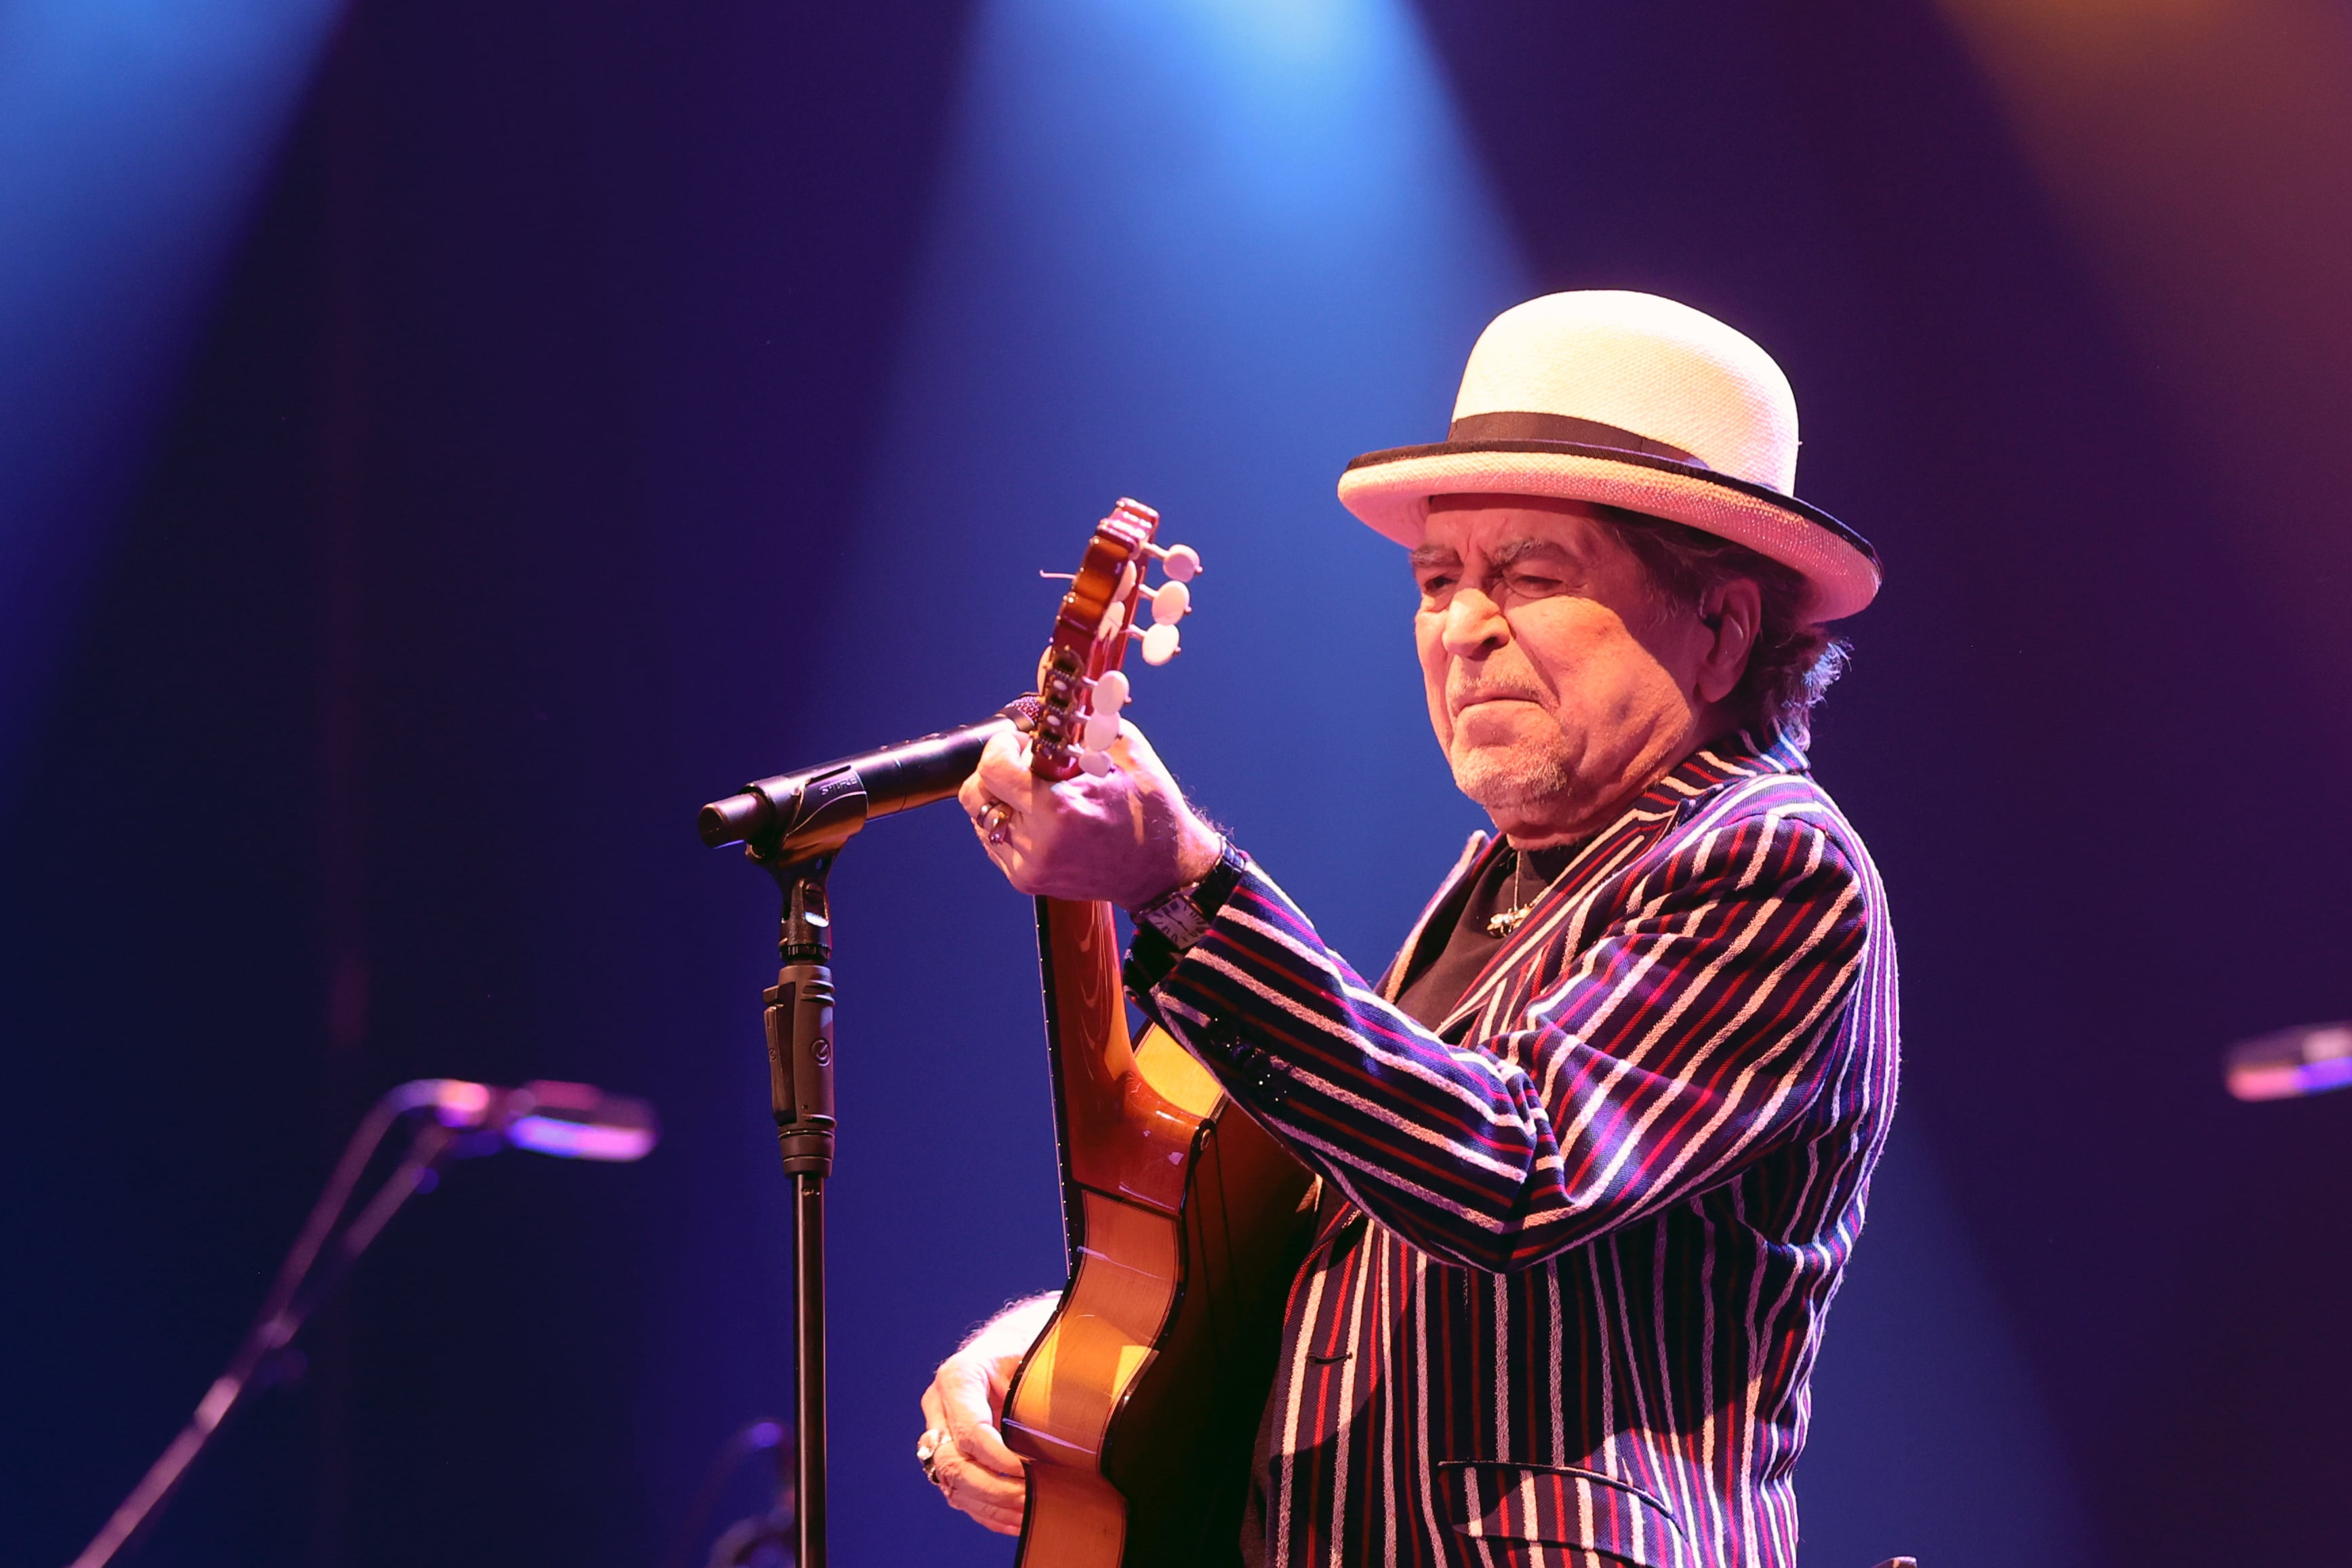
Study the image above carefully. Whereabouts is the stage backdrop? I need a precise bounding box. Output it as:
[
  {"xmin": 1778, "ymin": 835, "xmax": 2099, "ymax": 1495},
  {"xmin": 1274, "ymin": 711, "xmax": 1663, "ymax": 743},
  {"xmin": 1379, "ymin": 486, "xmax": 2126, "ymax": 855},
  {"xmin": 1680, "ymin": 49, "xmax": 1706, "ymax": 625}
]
[{"xmin": 4, "ymin": 3, "xmax": 2346, "ymax": 1566}]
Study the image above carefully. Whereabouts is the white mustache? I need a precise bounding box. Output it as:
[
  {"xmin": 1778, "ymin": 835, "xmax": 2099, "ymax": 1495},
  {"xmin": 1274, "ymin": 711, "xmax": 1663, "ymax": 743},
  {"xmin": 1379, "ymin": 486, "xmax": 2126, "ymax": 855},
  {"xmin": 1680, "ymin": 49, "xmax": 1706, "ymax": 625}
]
[{"xmin": 1448, "ymin": 683, "xmax": 1548, "ymax": 716}]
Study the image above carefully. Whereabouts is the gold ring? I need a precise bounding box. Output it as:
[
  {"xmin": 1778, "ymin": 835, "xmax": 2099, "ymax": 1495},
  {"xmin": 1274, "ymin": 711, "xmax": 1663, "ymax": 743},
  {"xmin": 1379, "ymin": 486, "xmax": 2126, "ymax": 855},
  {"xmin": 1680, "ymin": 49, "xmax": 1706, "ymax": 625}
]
[{"xmin": 977, "ymin": 802, "xmax": 1015, "ymax": 844}]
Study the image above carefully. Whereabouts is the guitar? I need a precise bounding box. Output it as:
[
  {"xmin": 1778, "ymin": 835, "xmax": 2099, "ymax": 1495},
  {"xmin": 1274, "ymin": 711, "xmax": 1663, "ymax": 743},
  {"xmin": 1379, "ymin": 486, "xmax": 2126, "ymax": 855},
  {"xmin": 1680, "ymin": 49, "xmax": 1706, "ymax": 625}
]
[{"xmin": 1000, "ymin": 500, "xmax": 1315, "ymax": 1568}]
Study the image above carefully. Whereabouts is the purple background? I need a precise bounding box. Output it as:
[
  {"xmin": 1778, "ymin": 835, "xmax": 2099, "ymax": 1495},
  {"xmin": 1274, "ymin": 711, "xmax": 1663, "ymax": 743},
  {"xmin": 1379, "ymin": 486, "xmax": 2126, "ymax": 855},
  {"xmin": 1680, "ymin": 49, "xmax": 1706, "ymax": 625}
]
[{"xmin": 4, "ymin": 3, "xmax": 2347, "ymax": 1565}]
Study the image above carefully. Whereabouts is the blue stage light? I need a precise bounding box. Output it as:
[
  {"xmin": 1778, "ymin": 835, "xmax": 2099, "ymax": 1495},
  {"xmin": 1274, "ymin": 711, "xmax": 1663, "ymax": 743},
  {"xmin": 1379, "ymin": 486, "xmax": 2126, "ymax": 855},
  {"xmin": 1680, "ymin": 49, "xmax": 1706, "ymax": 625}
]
[
  {"xmin": 827, "ymin": 0, "xmax": 1532, "ymax": 932},
  {"xmin": 775, "ymin": 0, "xmax": 1528, "ymax": 1561},
  {"xmin": 0, "ymin": 0, "xmax": 341, "ymax": 791}
]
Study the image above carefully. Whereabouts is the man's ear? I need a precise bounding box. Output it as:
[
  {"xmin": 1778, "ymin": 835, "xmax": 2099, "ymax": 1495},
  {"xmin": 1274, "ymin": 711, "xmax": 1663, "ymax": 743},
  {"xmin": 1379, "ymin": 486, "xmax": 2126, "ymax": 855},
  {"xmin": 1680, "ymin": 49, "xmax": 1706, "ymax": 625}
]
[{"xmin": 1695, "ymin": 579, "xmax": 1763, "ymax": 706}]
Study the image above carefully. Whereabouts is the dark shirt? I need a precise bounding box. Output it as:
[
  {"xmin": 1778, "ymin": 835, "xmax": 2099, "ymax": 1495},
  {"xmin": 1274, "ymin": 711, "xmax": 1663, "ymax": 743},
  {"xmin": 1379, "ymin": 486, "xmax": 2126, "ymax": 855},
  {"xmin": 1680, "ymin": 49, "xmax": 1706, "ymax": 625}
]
[{"xmin": 1391, "ymin": 840, "xmax": 1586, "ymax": 1028}]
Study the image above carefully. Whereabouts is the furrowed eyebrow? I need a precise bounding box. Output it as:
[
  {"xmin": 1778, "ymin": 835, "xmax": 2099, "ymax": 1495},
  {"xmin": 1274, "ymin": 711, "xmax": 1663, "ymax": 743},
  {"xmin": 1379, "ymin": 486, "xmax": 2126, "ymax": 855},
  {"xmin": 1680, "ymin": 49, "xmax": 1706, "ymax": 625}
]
[
  {"xmin": 1486, "ymin": 537, "xmax": 1573, "ymax": 569},
  {"xmin": 1408, "ymin": 545, "xmax": 1460, "ymax": 573}
]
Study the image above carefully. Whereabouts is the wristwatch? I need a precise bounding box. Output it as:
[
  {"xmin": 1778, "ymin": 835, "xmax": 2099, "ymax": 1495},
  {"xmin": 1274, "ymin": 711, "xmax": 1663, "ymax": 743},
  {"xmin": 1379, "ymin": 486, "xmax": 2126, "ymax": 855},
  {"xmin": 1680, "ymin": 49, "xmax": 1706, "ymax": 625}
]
[{"xmin": 1131, "ymin": 838, "xmax": 1247, "ymax": 952}]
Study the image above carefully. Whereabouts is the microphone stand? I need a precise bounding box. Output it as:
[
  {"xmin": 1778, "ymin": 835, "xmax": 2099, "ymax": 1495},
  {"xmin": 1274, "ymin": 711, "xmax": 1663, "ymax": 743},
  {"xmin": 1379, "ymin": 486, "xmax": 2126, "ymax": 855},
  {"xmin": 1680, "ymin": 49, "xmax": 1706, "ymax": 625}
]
[
  {"xmin": 752, "ymin": 849, "xmax": 838, "ymax": 1568},
  {"xmin": 706, "ymin": 701, "xmax": 1036, "ymax": 1568},
  {"xmin": 70, "ymin": 1111, "xmax": 460, "ymax": 1568}
]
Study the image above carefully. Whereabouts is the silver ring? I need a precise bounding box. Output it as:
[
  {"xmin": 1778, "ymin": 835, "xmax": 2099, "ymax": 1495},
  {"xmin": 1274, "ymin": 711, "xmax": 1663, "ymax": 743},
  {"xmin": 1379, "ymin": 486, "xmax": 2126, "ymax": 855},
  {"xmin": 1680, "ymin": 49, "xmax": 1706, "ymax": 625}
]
[
  {"xmin": 917, "ymin": 1427, "xmax": 946, "ymax": 1482},
  {"xmin": 977, "ymin": 801, "xmax": 1015, "ymax": 845}
]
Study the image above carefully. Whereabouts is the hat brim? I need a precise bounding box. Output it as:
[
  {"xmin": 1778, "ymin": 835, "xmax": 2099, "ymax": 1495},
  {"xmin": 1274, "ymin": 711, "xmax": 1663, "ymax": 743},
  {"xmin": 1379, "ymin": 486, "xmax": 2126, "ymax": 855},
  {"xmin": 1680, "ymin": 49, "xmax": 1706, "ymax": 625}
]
[{"xmin": 1339, "ymin": 440, "xmax": 1881, "ymax": 622}]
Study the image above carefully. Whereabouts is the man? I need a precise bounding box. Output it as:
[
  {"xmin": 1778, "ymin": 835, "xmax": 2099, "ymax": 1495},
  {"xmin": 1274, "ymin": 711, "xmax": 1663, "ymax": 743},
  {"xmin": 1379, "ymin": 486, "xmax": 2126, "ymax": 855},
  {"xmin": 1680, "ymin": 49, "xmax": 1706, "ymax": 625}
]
[{"xmin": 924, "ymin": 291, "xmax": 1898, "ymax": 1566}]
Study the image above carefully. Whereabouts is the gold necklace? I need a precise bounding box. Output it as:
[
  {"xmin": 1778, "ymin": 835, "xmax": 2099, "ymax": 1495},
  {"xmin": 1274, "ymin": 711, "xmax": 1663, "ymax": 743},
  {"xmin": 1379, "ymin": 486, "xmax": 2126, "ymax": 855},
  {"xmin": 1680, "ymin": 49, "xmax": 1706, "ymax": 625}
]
[{"xmin": 1485, "ymin": 850, "xmax": 1535, "ymax": 938}]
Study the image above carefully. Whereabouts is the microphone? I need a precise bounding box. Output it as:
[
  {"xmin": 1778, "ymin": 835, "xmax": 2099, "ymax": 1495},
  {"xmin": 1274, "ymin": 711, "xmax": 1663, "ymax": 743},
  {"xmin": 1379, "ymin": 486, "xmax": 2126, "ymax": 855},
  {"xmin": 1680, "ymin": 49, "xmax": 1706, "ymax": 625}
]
[
  {"xmin": 393, "ymin": 1078, "xmax": 662, "ymax": 1161},
  {"xmin": 697, "ymin": 697, "xmax": 1038, "ymax": 857},
  {"xmin": 2223, "ymin": 1021, "xmax": 2352, "ymax": 1102},
  {"xmin": 65, "ymin": 1075, "xmax": 659, "ymax": 1568}
]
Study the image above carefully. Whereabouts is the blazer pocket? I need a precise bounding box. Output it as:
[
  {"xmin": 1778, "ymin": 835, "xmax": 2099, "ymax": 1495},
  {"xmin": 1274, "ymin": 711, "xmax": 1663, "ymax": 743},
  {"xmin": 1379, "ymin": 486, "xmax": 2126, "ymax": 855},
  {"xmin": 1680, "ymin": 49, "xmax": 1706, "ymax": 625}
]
[{"xmin": 1435, "ymin": 1460, "xmax": 1684, "ymax": 1567}]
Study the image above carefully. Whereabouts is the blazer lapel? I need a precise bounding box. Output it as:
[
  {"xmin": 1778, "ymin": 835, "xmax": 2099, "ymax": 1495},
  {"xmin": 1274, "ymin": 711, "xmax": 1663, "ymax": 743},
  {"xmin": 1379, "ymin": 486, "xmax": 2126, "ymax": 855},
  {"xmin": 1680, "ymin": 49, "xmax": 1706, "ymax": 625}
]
[{"xmin": 1429, "ymin": 731, "xmax": 1804, "ymax": 1038}]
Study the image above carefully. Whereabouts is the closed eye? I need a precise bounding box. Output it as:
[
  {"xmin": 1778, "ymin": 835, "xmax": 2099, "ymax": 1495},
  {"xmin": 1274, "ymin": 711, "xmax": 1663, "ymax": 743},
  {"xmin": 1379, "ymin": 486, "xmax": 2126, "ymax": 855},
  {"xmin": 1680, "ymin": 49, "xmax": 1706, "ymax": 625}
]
[{"xmin": 1410, "ymin": 550, "xmax": 1461, "ymax": 603}]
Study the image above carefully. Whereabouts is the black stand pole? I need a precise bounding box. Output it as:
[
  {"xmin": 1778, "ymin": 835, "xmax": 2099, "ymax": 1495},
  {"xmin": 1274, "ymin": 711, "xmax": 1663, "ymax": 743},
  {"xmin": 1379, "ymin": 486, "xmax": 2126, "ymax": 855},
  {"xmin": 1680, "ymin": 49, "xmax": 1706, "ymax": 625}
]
[{"xmin": 756, "ymin": 852, "xmax": 837, "ymax": 1568}]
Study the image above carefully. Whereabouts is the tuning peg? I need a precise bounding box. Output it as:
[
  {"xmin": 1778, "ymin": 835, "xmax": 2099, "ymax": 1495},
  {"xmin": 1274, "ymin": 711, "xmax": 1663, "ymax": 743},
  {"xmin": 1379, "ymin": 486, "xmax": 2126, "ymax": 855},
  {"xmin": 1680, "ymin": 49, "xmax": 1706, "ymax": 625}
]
[
  {"xmin": 1083, "ymin": 710, "xmax": 1121, "ymax": 751},
  {"xmin": 1148, "ymin": 579, "xmax": 1190, "ymax": 625},
  {"xmin": 1091, "ymin": 669, "xmax": 1131, "ymax": 710},
  {"xmin": 1079, "ymin": 749, "xmax": 1114, "ymax": 777},
  {"xmin": 1145, "ymin": 541, "xmax": 1201, "ymax": 582},
  {"xmin": 1138, "ymin": 623, "xmax": 1179, "ymax": 665}
]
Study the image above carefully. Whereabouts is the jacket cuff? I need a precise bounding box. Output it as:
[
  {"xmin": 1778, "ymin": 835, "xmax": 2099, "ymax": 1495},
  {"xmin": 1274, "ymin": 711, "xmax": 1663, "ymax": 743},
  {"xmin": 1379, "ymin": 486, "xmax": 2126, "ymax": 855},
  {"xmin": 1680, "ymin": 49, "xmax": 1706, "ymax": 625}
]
[{"xmin": 1127, "ymin": 857, "xmax": 1316, "ymax": 1112}]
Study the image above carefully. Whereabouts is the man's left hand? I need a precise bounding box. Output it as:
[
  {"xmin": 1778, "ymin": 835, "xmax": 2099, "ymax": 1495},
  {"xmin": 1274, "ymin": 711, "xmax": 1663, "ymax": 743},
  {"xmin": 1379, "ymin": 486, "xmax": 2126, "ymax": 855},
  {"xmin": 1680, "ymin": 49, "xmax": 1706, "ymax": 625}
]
[{"xmin": 958, "ymin": 720, "xmax": 1222, "ymax": 909}]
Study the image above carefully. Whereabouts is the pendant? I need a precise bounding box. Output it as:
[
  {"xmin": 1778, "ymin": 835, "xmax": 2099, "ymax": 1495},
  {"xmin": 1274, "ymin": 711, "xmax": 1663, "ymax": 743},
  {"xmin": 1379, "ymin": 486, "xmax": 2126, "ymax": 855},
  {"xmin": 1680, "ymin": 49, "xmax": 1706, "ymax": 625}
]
[{"xmin": 1484, "ymin": 904, "xmax": 1533, "ymax": 939}]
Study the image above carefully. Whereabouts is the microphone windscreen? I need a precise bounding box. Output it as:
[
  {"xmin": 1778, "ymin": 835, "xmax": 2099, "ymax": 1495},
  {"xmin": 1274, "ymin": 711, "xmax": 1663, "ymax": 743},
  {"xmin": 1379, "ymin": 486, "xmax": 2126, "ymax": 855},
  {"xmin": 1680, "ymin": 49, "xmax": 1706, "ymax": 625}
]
[
  {"xmin": 386, "ymin": 1077, "xmax": 498, "ymax": 1126},
  {"xmin": 505, "ymin": 1080, "xmax": 662, "ymax": 1161},
  {"xmin": 2224, "ymin": 1021, "xmax": 2352, "ymax": 1101}
]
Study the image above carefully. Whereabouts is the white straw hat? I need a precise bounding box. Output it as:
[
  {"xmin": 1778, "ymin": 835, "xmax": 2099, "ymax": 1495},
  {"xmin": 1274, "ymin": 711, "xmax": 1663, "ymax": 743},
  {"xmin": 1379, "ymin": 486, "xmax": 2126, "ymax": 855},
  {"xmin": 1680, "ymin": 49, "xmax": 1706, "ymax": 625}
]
[{"xmin": 1337, "ymin": 291, "xmax": 1880, "ymax": 621}]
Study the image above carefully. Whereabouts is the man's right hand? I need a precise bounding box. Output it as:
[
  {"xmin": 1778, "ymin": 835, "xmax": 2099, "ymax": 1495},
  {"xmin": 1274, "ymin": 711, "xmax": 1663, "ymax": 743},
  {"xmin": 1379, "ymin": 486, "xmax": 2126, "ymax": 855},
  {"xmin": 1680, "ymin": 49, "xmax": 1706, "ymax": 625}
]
[
  {"xmin": 958, "ymin": 722, "xmax": 1223, "ymax": 912},
  {"xmin": 918, "ymin": 1293, "xmax": 1056, "ymax": 1537}
]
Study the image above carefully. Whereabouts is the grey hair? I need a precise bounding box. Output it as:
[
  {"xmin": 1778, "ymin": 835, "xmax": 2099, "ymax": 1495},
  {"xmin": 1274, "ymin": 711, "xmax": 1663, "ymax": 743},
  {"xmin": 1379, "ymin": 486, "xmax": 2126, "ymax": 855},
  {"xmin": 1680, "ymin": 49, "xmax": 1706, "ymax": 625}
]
[{"xmin": 1594, "ymin": 506, "xmax": 1851, "ymax": 747}]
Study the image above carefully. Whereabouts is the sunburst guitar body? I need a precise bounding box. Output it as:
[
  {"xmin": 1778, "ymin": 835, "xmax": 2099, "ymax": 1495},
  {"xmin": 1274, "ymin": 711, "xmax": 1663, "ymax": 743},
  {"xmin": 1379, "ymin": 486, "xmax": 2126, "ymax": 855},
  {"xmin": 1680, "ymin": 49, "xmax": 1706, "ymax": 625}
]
[{"xmin": 999, "ymin": 500, "xmax": 1314, "ymax": 1568}]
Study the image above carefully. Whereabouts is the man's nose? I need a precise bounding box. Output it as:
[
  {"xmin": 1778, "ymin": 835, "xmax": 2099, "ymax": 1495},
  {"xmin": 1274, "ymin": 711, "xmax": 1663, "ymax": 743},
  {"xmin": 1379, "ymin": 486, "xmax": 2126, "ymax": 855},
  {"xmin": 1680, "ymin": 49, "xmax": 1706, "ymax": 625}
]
[{"xmin": 1439, "ymin": 587, "xmax": 1509, "ymax": 658}]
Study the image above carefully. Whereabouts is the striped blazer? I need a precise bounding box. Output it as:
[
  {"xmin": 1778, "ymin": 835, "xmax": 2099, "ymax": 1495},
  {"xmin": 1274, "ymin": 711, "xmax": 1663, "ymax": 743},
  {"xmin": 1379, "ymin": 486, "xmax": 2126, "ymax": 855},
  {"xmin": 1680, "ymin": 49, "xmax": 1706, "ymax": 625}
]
[{"xmin": 1133, "ymin": 730, "xmax": 1899, "ymax": 1567}]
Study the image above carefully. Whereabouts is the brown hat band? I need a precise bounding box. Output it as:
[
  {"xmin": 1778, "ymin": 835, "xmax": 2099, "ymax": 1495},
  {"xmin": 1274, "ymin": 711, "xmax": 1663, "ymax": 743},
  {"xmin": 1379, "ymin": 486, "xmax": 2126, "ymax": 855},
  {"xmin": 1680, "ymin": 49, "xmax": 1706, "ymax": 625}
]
[{"xmin": 1445, "ymin": 411, "xmax": 1705, "ymax": 468}]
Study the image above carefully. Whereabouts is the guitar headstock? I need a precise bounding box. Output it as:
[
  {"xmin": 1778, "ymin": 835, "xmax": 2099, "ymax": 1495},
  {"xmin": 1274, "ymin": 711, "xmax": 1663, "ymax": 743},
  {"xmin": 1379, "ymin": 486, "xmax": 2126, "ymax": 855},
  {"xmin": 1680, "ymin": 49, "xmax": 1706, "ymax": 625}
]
[{"xmin": 1030, "ymin": 497, "xmax": 1201, "ymax": 781}]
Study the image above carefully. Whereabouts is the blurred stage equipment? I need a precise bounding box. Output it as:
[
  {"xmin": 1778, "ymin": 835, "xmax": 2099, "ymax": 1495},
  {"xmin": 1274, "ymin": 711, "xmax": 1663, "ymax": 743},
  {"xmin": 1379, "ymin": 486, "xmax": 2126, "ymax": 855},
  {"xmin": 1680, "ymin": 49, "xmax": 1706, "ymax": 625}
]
[
  {"xmin": 657, "ymin": 1418, "xmax": 794, "ymax": 1568},
  {"xmin": 68, "ymin": 1077, "xmax": 659, "ymax": 1568},
  {"xmin": 695, "ymin": 499, "xmax": 1211, "ymax": 1568},
  {"xmin": 2224, "ymin": 1020, "xmax": 2352, "ymax": 1101}
]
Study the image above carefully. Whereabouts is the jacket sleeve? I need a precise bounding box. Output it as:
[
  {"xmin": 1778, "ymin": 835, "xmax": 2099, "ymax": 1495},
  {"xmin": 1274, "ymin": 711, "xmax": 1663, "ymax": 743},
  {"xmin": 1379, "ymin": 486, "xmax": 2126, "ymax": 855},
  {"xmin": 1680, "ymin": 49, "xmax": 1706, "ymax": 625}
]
[{"xmin": 1135, "ymin": 800, "xmax": 1871, "ymax": 1273}]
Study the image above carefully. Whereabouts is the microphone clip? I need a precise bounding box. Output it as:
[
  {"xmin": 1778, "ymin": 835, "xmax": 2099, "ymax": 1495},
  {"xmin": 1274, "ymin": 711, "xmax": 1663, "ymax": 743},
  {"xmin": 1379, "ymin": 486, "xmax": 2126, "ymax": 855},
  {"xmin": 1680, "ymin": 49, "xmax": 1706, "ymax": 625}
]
[{"xmin": 743, "ymin": 764, "xmax": 869, "ymax": 869}]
